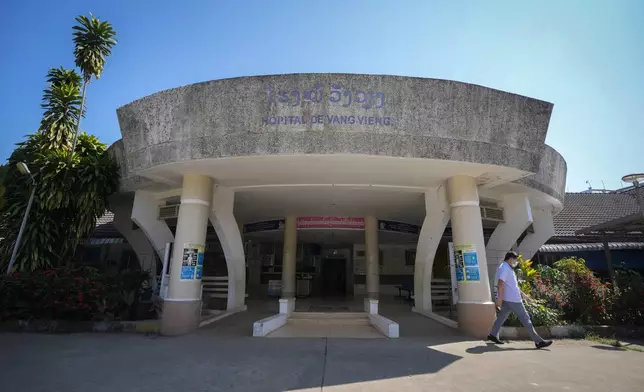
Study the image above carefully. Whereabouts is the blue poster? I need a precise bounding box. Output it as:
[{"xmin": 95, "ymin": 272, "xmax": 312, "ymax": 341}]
[
  {"xmin": 180, "ymin": 243, "xmax": 204, "ymax": 281},
  {"xmin": 456, "ymin": 267, "xmax": 465, "ymax": 282},
  {"xmin": 181, "ymin": 266, "xmax": 195, "ymax": 280},
  {"xmin": 195, "ymin": 266, "xmax": 203, "ymax": 280},
  {"xmin": 465, "ymin": 267, "xmax": 480, "ymax": 281},
  {"xmin": 463, "ymin": 252, "xmax": 478, "ymax": 267}
]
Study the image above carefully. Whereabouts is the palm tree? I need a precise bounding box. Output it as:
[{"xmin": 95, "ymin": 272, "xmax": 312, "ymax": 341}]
[
  {"xmin": 69, "ymin": 13, "xmax": 117, "ymax": 157},
  {"xmin": 40, "ymin": 67, "xmax": 82, "ymax": 150}
]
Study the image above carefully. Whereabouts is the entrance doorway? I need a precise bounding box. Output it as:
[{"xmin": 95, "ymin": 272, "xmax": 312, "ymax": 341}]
[{"xmin": 321, "ymin": 257, "xmax": 347, "ymax": 297}]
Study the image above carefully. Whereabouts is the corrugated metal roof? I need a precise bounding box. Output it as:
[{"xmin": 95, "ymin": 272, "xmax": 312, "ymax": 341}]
[
  {"xmin": 83, "ymin": 237, "xmax": 125, "ymax": 245},
  {"xmin": 539, "ymin": 242, "xmax": 644, "ymax": 253}
]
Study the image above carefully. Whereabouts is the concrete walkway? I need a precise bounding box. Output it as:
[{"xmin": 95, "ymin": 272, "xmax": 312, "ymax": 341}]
[{"xmin": 1, "ymin": 312, "xmax": 643, "ymax": 391}]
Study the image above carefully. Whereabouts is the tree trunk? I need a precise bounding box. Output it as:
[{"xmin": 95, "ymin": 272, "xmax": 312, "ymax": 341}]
[{"xmin": 69, "ymin": 78, "xmax": 89, "ymax": 159}]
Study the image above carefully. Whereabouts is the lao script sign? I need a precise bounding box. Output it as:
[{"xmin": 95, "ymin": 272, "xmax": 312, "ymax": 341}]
[{"xmin": 263, "ymin": 83, "xmax": 393, "ymax": 127}]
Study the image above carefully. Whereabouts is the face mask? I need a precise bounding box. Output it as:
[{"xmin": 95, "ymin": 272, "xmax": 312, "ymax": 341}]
[{"xmin": 509, "ymin": 260, "xmax": 518, "ymax": 268}]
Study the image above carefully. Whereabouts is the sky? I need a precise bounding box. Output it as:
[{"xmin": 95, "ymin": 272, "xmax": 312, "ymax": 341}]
[{"xmin": 1, "ymin": 0, "xmax": 642, "ymax": 191}]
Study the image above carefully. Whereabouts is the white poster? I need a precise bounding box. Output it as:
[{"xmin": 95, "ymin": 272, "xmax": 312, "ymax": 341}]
[{"xmin": 448, "ymin": 242, "xmax": 458, "ymax": 305}]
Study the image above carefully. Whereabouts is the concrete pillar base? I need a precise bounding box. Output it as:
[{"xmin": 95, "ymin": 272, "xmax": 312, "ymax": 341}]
[
  {"xmin": 364, "ymin": 298, "xmax": 379, "ymax": 314},
  {"xmin": 161, "ymin": 299, "xmax": 202, "ymax": 336},
  {"xmin": 279, "ymin": 298, "xmax": 295, "ymax": 315},
  {"xmin": 457, "ymin": 302, "xmax": 496, "ymax": 339}
]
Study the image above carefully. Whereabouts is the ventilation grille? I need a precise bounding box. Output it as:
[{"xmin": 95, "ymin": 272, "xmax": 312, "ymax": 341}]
[
  {"xmin": 158, "ymin": 204, "xmax": 180, "ymax": 220},
  {"xmin": 480, "ymin": 206, "xmax": 504, "ymax": 222}
]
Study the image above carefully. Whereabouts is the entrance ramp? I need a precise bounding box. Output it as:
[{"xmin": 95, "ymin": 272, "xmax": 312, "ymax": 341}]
[{"xmin": 267, "ymin": 312, "xmax": 385, "ymax": 338}]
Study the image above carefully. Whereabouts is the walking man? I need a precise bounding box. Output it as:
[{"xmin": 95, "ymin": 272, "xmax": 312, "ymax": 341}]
[{"xmin": 487, "ymin": 251, "xmax": 553, "ymax": 349}]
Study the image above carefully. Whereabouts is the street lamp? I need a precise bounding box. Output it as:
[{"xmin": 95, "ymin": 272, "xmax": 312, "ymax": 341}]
[
  {"xmin": 622, "ymin": 173, "xmax": 644, "ymax": 221},
  {"xmin": 6, "ymin": 162, "xmax": 37, "ymax": 275}
]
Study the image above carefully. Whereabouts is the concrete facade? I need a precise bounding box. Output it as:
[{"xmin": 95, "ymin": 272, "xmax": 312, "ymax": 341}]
[{"xmin": 107, "ymin": 74, "xmax": 566, "ymax": 338}]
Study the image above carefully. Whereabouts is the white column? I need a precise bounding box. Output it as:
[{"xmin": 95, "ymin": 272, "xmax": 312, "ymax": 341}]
[
  {"xmin": 112, "ymin": 192, "xmax": 174, "ymax": 289},
  {"xmin": 517, "ymin": 208, "xmax": 555, "ymax": 260},
  {"xmin": 364, "ymin": 216, "xmax": 380, "ymax": 300},
  {"xmin": 161, "ymin": 174, "xmax": 212, "ymax": 336},
  {"xmin": 281, "ymin": 216, "xmax": 297, "ymax": 301},
  {"xmin": 447, "ymin": 175, "xmax": 495, "ymax": 338},
  {"xmin": 485, "ymin": 195, "xmax": 533, "ymax": 295},
  {"xmin": 209, "ymin": 185, "xmax": 246, "ymax": 311},
  {"xmin": 413, "ymin": 186, "xmax": 450, "ymax": 312}
]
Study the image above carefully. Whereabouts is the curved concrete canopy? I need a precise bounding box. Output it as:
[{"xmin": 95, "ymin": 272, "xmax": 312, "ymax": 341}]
[{"xmin": 109, "ymin": 73, "xmax": 566, "ymax": 210}]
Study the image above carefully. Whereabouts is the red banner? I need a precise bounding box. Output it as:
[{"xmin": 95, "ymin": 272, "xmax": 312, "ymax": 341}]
[{"xmin": 297, "ymin": 217, "xmax": 365, "ymax": 230}]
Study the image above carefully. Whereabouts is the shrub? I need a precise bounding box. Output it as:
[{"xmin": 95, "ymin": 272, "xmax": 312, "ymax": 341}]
[
  {"xmin": 530, "ymin": 257, "xmax": 615, "ymax": 325},
  {"xmin": 554, "ymin": 257, "xmax": 615, "ymax": 325},
  {"xmin": 533, "ymin": 265, "xmax": 570, "ymax": 313},
  {"xmin": 515, "ymin": 256, "xmax": 538, "ymax": 295},
  {"xmin": 505, "ymin": 300, "xmax": 562, "ymax": 327},
  {"xmin": 0, "ymin": 266, "xmax": 150, "ymax": 321},
  {"xmin": 614, "ymin": 268, "xmax": 644, "ymax": 326}
]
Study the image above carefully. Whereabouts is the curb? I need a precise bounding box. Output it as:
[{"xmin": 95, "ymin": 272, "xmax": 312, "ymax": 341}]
[{"xmin": 0, "ymin": 319, "xmax": 160, "ymax": 334}]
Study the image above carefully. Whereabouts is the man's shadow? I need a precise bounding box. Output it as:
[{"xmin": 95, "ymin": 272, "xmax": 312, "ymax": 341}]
[{"xmin": 466, "ymin": 343, "xmax": 549, "ymax": 354}]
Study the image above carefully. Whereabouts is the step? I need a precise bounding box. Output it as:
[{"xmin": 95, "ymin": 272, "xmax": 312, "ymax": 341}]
[
  {"xmin": 289, "ymin": 312, "xmax": 368, "ymax": 320},
  {"xmin": 287, "ymin": 318, "xmax": 370, "ymax": 327}
]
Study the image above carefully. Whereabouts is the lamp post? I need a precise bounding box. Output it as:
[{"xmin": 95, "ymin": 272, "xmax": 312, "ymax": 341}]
[
  {"xmin": 6, "ymin": 162, "xmax": 37, "ymax": 275},
  {"xmin": 621, "ymin": 173, "xmax": 644, "ymax": 221}
]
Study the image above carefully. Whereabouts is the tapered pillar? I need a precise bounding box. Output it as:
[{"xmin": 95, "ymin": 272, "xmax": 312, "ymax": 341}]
[
  {"xmin": 364, "ymin": 216, "xmax": 380, "ymax": 300},
  {"xmin": 161, "ymin": 174, "xmax": 212, "ymax": 336},
  {"xmin": 447, "ymin": 175, "xmax": 495, "ymax": 338},
  {"xmin": 281, "ymin": 216, "xmax": 297, "ymax": 300}
]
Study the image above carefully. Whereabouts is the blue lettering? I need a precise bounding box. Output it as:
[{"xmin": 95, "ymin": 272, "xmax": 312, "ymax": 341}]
[
  {"xmin": 348, "ymin": 116, "xmax": 355, "ymax": 124},
  {"xmin": 264, "ymin": 84, "xmax": 385, "ymax": 109}
]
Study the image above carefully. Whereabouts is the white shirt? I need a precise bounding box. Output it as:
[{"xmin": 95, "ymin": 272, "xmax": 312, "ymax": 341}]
[{"xmin": 495, "ymin": 262, "xmax": 522, "ymax": 303}]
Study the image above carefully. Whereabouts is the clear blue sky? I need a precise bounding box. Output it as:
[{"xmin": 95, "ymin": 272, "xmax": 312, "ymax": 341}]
[{"xmin": 1, "ymin": 0, "xmax": 642, "ymax": 191}]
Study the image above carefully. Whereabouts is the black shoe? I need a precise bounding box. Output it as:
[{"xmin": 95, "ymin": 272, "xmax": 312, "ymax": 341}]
[
  {"xmin": 536, "ymin": 340, "xmax": 553, "ymax": 349},
  {"xmin": 487, "ymin": 335, "xmax": 505, "ymax": 344}
]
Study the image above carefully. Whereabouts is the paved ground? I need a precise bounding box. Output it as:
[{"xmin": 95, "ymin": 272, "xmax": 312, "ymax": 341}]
[{"xmin": 1, "ymin": 311, "xmax": 643, "ymax": 391}]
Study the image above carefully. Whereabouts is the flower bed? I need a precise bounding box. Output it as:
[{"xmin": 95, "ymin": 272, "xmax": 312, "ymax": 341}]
[
  {"xmin": 503, "ymin": 257, "xmax": 643, "ymax": 335},
  {"xmin": 0, "ymin": 266, "xmax": 154, "ymax": 323}
]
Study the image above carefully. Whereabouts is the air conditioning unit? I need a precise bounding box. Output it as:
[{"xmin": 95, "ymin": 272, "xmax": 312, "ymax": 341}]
[
  {"xmin": 158, "ymin": 204, "xmax": 180, "ymax": 220},
  {"xmin": 480, "ymin": 206, "xmax": 504, "ymax": 222}
]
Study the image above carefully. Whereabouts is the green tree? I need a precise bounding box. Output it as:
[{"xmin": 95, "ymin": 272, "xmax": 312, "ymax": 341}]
[
  {"xmin": 69, "ymin": 14, "xmax": 117, "ymax": 155},
  {"xmin": 39, "ymin": 67, "xmax": 82, "ymax": 151},
  {"xmin": 0, "ymin": 14, "xmax": 119, "ymax": 272}
]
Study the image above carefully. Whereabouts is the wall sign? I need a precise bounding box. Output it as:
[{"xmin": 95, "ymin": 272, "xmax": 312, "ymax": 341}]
[
  {"xmin": 297, "ymin": 217, "xmax": 365, "ymax": 230},
  {"xmin": 243, "ymin": 218, "xmax": 421, "ymax": 234},
  {"xmin": 244, "ymin": 219, "xmax": 285, "ymax": 234},
  {"xmin": 453, "ymin": 243, "xmax": 480, "ymax": 283},
  {"xmin": 262, "ymin": 83, "xmax": 393, "ymax": 127},
  {"xmin": 378, "ymin": 220, "xmax": 421, "ymax": 235},
  {"xmin": 180, "ymin": 243, "xmax": 205, "ymax": 281}
]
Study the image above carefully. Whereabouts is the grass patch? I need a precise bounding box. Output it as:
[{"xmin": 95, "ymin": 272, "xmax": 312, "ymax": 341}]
[{"xmin": 585, "ymin": 333, "xmax": 644, "ymax": 353}]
